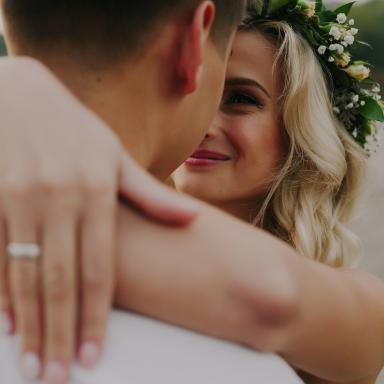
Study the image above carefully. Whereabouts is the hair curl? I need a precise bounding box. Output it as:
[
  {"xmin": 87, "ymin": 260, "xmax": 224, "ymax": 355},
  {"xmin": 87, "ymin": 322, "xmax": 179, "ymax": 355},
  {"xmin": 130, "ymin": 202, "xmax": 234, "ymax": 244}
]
[{"xmin": 240, "ymin": 16, "xmax": 369, "ymax": 268}]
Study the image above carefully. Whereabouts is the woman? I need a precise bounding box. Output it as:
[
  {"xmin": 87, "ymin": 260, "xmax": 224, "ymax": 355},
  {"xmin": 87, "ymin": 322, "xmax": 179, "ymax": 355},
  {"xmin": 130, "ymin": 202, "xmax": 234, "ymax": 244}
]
[
  {"xmin": 174, "ymin": 3, "xmax": 370, "ymax": 269},
  {"xmin": 164, "ymin": 1, "xmax": 384, "ymax": 382}
]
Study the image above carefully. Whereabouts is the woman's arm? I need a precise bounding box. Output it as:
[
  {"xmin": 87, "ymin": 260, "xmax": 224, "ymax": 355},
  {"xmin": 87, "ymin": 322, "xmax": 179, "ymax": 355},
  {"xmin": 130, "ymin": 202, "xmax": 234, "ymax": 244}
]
[{"xmin": 115, "ymin": 201, "xmax": 384, "ymax": 383}]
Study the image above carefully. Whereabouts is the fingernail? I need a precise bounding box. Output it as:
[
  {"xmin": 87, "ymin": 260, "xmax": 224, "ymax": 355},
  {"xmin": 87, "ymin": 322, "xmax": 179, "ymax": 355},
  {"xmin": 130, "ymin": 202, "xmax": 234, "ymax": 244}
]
[
  {"xmin": 44, "ymin": 361, "xmax": 67, "ymax": 384},
  {"xmin": 78, "ymin": 341, "xmax": 100, "ymax": 368},
  {"xmin": 21, "ymin": 352, "xmax": 41, "ymax": 380},
  {"xmin": 0, "ymin": 312, "xmax": 12, "ymax": 335}
]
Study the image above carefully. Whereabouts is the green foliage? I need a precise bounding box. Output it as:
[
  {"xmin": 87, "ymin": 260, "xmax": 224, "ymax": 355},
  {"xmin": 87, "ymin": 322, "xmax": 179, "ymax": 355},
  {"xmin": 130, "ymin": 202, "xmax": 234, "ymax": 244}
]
[
  {"xmin": 358, "ymin": 97, "xmax": 384, "ymax": 122},
  {"xmin": 342, "ymin": 0, "xmax": 384, "ymax": 70},
  {"xmin": 333, "ymin": 1, "xmax": 356, "ymax": 16},
  {"xmin": 319, "ymin": 10, "xmax": 336, "ymax": 22},
  {"xmin": 0, "ymin": 35, "xmax": 7, "ymax": 57}
]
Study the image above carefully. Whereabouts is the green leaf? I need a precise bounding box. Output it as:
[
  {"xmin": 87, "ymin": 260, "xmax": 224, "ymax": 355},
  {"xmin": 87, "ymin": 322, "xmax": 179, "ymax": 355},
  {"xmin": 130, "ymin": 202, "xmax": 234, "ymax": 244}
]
[
  {"xmin": 319, "ymin": 10, "xmax": 336, "ymax": 23},
  {"xmin": 355, "ymin": 41, "xmax": 373, "ymax": 50},
  {"xmin": 319, "ymin": 23, "xmax": 332, "ymax": 33},
  {"xmin": 363, "ymin": 77, "xmax": 378, "ymax": 85},
  {"xmin": 358, "ymin": 97, "xmax": 384, "ymax": 122},
  {"xmin": 333, "ymin": 1, "xmax": 356, "ymax": 17},
  {"xmin": 267, "ymin": 0, "xmax": 289, "ymax": 16},
  {"xmin": 352, "ymin": 61, "xmax": 374, "ymax": 67},
  {"xmin": 315, "ymin": 0, "xmax": 323, "ymax": 13}
]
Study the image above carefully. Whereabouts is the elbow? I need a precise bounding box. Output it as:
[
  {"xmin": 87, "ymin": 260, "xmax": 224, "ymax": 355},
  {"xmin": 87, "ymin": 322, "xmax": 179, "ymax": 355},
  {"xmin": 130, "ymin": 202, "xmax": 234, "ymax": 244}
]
[{"xmin": 231, "ymin": 262, "xmax": 299, "ymax": 351}]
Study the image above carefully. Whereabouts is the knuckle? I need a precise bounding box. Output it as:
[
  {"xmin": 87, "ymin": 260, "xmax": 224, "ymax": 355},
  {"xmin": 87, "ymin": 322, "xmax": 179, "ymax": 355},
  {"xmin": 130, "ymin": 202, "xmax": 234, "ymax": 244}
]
[
  {"xmin": 47, "ymin": 328, "xmax": 71, "ymax": 352},
  {"xmin": 44, "ymin": 264, "xmax": 74, "ymax": 301},
  {"xmin": 83, "ymin": 314, "xmax": 105, "ymax": 336},
  {"xmin": 11, "ymin": 263, "xmax": 38, "ymax": 298},
  {"xmin": 83, "ymin": 179, "xmax": 114, "ymax": 201},
  {"xmin": 39, "ymin": 173, "xmax": 72, "ymax": 196},
  {"xmin": 4, "ymin": 175, "xmax": 32, "ymax": 202},
  {"xmin": 83, "ymin": 263, "xmax": 111, "ymax": 292},
  {"xmin": 22, "ymin": 321, "xmax": 40, "ymax": 342}
]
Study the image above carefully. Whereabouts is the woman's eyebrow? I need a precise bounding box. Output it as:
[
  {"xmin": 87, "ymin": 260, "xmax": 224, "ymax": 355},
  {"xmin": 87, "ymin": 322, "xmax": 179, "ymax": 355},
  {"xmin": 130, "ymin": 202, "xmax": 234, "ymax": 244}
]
[{"xmin": 225, "ymin": 77, "xmax": 270, "ymax": 98}]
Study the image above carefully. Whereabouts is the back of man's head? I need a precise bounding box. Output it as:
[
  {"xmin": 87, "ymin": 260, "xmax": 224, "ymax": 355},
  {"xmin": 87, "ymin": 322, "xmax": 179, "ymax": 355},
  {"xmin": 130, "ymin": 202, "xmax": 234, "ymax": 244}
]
[{"xmin": 2, "ymin": 0, "xmax": 246, "ymax": 70}]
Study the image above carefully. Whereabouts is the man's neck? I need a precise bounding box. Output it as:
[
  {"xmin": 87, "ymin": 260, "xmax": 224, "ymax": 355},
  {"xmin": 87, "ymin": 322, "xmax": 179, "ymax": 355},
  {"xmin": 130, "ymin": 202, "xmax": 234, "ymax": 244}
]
[{"xmin": 47, "ymin": 55, "xmax": 173, "ymax": 180}]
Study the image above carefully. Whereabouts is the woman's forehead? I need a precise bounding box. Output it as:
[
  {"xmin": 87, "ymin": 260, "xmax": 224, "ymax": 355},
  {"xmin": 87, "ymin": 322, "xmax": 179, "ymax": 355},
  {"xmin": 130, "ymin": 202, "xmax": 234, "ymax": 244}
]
[{"xmin": 226, "ymin": 32, "xmax": 281, "ymax": 95}]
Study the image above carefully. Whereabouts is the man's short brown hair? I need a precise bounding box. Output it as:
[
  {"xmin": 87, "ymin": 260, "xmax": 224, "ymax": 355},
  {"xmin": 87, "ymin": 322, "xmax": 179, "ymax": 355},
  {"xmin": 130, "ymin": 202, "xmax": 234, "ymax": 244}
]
[{"xmin": 3, "ymin": 0, "xmax": 246, "ymax": 68}]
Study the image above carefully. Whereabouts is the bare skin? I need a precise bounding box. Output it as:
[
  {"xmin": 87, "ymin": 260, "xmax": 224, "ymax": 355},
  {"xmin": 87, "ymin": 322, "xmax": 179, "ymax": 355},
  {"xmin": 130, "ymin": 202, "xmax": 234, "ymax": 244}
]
[
  {"xmin": 2, "ymin": 7, "xmax": 383, "ymax": 384},
  {"xmin": 115, "ymin": 202, "xmax": 384, "ymax": 384},
  {"xmin": 115, "ymin": 33, "xmax": 384, "ymax": 384},
  {"xmin": 0, "ymin": 2, "xmax": 234, "ymax": 382}
]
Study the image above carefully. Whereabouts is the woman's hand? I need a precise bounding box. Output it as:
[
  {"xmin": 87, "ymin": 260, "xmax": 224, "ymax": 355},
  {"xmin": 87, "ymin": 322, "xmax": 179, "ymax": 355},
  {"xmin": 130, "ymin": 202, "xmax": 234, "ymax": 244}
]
[{"xmin": 0, "ymin": 57, "xmax": 198, "ymax": 383}]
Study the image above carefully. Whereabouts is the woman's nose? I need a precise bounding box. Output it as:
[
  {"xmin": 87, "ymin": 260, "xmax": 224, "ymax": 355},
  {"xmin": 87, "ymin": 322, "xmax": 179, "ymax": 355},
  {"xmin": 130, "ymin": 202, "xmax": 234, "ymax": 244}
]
[{"xmin": 204, "ymin": 124, "xmax": 220, "ymax": 140}]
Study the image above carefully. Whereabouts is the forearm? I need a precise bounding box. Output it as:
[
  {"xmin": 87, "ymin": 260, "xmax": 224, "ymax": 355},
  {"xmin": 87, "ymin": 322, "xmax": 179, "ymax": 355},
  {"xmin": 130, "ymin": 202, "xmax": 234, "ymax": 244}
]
[
  {"xmin": 114, "ymin": 201, "xmax": 384, "ymax": 382},
  {"xmin": 114, "ymin": 200, "xmax": 297, "ymax": 346}
]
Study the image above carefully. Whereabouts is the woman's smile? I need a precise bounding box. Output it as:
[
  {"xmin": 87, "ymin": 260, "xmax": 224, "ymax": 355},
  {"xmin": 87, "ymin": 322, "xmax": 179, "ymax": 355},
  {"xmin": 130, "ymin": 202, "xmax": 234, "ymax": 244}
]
[{"xmin": 185, "ymin": 149, "xmax": 231, "ymax": 167}]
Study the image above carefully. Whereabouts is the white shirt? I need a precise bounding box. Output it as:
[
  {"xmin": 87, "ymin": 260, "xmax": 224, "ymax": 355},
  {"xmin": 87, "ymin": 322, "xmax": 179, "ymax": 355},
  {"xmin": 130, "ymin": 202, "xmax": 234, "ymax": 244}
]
[{"xmin": 0, "ymin": 310, "xmax": 303, "ymax": 384}]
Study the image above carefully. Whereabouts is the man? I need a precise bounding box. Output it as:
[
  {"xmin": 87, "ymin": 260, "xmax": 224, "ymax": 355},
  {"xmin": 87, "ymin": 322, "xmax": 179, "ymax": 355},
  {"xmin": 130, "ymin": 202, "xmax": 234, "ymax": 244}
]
[{"xmin": 0, "ymin": 0, "xmax": 305, "ymax": 383}]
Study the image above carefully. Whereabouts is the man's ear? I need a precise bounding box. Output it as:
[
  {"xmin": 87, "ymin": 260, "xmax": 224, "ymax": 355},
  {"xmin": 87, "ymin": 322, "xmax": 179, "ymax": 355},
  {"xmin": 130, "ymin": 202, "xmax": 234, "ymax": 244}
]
[{"xmin": 177, "ymin": 1, "xmax": 216, "ymax": 96}]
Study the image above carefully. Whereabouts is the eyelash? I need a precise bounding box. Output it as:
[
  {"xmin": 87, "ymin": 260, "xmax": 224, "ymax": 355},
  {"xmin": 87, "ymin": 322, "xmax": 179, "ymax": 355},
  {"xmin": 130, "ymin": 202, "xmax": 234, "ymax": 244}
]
[{"xmin": 225, "ymin": 92, "xmax": 262, "ymax": 108}]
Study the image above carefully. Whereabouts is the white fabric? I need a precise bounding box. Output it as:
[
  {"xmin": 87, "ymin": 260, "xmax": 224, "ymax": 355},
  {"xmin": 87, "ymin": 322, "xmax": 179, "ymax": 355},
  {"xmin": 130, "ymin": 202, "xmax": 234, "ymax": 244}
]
[{"xmin": 0, "ymin": 310, "xmax": 303, "ymax": 384}]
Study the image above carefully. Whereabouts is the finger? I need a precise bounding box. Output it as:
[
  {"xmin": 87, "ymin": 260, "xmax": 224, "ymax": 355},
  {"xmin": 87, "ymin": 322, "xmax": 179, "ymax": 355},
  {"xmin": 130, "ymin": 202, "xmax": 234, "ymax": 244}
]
[
  {"xmin": 5, "ymin": 184, "xmax": 42, "ymax": 380},
  {"xmin": 42, "ymin": 197, "xmax": 78, "ymax": 384},
  {"xmin": 0, "ymin": 217, "xmax": 14, "ymax": 335},
  {"xmin": 119, "ymin": 153, "xmax": 200, "ymax": 226},
  {"xmin": 78, "ymin": 189, "xmax": 116, "ymax": 368}
]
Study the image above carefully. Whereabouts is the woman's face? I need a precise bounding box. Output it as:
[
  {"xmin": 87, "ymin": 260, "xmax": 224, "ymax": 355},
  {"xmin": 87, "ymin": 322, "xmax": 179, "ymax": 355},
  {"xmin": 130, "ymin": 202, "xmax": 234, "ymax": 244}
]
[{"xmin": 173, "ymin": 31, "xmax": 287, "ymax": 220}]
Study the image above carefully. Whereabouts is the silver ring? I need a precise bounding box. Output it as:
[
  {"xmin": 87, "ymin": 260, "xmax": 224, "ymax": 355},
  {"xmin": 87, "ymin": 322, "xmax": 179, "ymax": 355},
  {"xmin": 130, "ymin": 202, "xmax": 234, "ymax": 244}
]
[{"xmin": 7, "ymin": 243, "xmax": 41, "ymax": 260}]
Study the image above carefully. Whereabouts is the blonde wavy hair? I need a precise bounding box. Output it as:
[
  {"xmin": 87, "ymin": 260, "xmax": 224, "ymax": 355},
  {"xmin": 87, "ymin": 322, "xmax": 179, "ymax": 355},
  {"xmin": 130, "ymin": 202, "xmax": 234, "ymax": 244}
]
[{"xmin": 240, "ymin": 13, "xmax": 369, "ymax": 268}]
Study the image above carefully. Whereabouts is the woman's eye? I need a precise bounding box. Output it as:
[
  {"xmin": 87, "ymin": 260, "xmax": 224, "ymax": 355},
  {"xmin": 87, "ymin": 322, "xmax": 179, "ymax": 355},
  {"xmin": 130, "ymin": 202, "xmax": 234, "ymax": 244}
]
[{"xmin": 226, "ymin": 93, "xmax": 260, "ymax": 106}]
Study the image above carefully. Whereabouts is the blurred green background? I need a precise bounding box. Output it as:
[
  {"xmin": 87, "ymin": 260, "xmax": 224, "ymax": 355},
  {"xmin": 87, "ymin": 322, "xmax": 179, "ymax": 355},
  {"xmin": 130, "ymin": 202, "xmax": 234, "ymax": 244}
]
[{"xmin": 325, "ymin": 0, "xmax": 384, "ymax": 85}]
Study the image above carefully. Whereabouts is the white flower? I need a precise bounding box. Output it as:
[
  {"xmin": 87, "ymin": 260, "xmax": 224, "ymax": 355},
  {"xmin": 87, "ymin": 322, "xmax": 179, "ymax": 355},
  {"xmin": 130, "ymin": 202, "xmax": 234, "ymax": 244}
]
[
  {"xmin": 333, "ymin": 107, "xmax": 340, "ymax": 114},
  {"xmin": 336, "ymin": 44, "xmax": 344, "ymax": 54},
  {"xmin": 328, "ymin": 56, "xmax": 335, "ymax": 62},
  {"xmin": 375, "ymin": 95, "xmax": 382, "ymax": 101},
  {"xmin": 347, "ymin": 103, "xmax": 354, "ymax": 109},
  {"xmin": 337, "ymin": 13, "xmax": 347, "ymax": 24},
  {"xmin": 329, "ymin": 44, "xmax": 337, "ymax": 51},
  {"xmin": 330, "ymin": 26, "xmax": 342, "ymax": 40},
  {"xmin": 318, "ymin": 45, "xmax": 327, "ymax": 55},
  {"xmin": 372, "ymin": 86, "xmax": 380, "ymax": 93},
  {"xmin": 344, "ymin": 35, "xmax": 355, "ymax": 45},
  {"xmin": 360, "ymin": 101, "xmax": 366, "ymax": 106},
  {"xmin": 346, "ymin": 64, "xmax": 370, "ymax": 81},
  {"xmin": 349, "ymin": 19, "xmax": 355, "ymax": 26},
  {"xmin": 349, "ymin": 28, "xmax": 358, "ymax": 36},
  {"xmin": 352, "ymin": 95, "xmax": 359, "ymax": 102},
  {"xmin": 341, "ymin": 41, "xmax": 348, "ymax": 47}
]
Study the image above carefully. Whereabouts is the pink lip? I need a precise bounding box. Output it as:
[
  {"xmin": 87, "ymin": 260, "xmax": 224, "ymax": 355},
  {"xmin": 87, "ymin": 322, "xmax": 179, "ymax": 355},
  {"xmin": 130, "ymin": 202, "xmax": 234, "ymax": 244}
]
[{"xmin": 185, "ymin": 150, "xmax": 230, "ymax": 167}]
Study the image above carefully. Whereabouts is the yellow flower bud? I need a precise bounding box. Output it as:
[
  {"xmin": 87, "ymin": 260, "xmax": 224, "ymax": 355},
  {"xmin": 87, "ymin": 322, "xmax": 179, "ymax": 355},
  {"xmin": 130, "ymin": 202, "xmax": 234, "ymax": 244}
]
[
  {"xmin": 299, "ymin": 1, "xmax": 316, "ymax": 17},
  {"xmin": 335, "ymin": 53, "xmax": 351, "ymax": 68},
  {"xmin": 346, "ymin": 65, "xmax": 370, "ymax": 81}
]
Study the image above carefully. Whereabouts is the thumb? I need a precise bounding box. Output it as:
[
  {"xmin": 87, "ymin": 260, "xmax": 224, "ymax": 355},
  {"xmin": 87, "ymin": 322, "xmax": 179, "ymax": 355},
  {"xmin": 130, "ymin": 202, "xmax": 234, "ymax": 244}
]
[{"xmin": 118, "ymin": 153, "xmax": 199, "ymax": 226}]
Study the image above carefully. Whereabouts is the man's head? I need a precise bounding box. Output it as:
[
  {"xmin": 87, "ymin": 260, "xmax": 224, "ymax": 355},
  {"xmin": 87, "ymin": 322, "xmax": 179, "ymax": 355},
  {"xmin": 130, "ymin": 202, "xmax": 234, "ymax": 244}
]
[
  {"xmin": 2, "ymin": 0, "xmax": 244, "ymax": 68},
  {"xmin": 2, "ymin": 0, "xmax": 246, "ymax": 179}
]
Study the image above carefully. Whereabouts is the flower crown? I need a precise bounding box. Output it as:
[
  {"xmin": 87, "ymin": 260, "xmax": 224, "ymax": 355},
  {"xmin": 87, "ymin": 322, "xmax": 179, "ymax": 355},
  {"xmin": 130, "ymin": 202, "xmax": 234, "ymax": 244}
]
[{"xmin": 246, "ymin": 0, "xmax": 384, "ymax": 154}]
